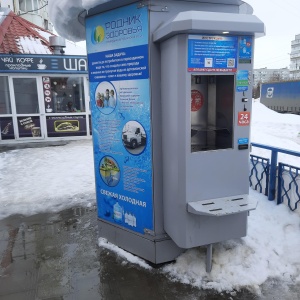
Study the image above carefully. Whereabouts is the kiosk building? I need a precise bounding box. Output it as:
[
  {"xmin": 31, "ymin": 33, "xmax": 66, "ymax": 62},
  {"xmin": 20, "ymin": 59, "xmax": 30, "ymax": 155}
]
[{"xmin": 0, "ymin": 8, "xmax": 90, "ymax": 143}]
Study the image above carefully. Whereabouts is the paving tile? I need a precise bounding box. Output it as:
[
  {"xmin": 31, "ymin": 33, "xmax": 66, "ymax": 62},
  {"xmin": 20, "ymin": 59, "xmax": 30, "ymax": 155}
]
[
  {"xmin": 0, "ymin": 257, "xmax": 38, "ymax": 296},
  {"xmin": 36, "ymin": 258, "xmax": 71, "ymax": 299},
  {"xmin": 0, "ymin": 289, "xmax": 35, "ymax": 300},
  {"xmin": 72, "ymin": 270, "xmax": 103, "ymax": 300}
]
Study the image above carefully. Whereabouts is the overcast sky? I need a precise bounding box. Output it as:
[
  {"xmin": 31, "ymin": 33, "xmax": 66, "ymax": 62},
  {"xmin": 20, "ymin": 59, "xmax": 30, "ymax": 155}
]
[
  {"xmin": 74, "ymin": 0, "xmax": 300, "ymax": 70},
  {"xmin": 246, "ymin": 0, "xmax": 300, "ymax": 69}
]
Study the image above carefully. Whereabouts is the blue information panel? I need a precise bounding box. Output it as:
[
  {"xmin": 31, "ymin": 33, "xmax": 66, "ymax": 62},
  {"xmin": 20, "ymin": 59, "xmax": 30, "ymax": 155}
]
[
  {"xmin": 86, "ymin": 4, "xmax": 153, "ymax": 234},
  {"xmin": 239, "ymin": 36, "xmax": 253, "ymax": 63},
  {"xmin": 236, "ymin": 70, "xmax": 249, "ymax": 92},
  {"xmin": 188, "ymin": 35, "xmax": 238, "ymax": 72}
]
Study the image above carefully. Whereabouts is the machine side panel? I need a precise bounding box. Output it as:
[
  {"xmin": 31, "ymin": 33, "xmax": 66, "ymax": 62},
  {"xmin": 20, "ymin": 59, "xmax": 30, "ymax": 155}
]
[{"xmin": 161, "ymin": 35, "xmax": 188, "ymax": 246}]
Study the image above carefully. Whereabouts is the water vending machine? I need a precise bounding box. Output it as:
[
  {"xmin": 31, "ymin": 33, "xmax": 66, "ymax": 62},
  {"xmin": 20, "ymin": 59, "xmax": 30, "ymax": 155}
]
[
  {"xmin": 85, "ymin": 0, "xmax": 265, "ymax": 270},
  {"xmin": 158, "ymin": 32, "xmax": 258, "ymax": 252}
]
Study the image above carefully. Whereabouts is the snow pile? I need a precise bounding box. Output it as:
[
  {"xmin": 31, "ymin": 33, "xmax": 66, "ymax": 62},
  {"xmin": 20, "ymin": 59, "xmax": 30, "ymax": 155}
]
[
  {"xmin": 98, "ymin": 237, "xmax": 152, "ymax": 270},
  {"xmin": 17, "ymin": 36, "xmax": 52, "ymax": 54},
  {"xmin": 162, "ymin": 190, "xmax": 300, "ymax": 293},
  {"xmin": 0, "ymin": 140, "xmax": 95, "ymax": 219},
  {"xmin": 251, "ymin": 100, "xmax": 300, "ymax": 167}
]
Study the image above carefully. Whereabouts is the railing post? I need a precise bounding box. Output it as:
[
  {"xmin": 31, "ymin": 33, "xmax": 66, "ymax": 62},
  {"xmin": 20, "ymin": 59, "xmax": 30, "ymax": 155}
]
[
  {"xmin": 277, "ymin": 163, "xmax": 283, "ymax": 204},
  {"xmin": 268, "ymin": 150, "xmax": 278, "ymax": 200}
]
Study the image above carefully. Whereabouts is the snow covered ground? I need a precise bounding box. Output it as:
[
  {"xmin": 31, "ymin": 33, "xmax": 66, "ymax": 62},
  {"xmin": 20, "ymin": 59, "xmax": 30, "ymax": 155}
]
[
  {"xmin": 0, "ymin": 140, "xmax": 95, "ymax": 219},
  {"xmin": 0, "ymin": 100, "xmax": 300, "ymax": 293},
  {"xmin": 251, "ymin": 99, "xmax": 300, "ymax": 167}
]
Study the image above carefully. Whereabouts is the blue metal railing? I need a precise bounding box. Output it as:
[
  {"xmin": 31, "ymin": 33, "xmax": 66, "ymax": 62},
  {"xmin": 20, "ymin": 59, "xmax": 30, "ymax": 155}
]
[
  {"xmin": 249, "ymin": 154, "xmax": 269, "ymax": 195},
  {"xmin": 249, "ymin": 143, "xmax": 300, "ymax": 212},
  {"xmin": 251, "ymin": 143, "xmax": 300, "ymax": 201},
  {"xmin": 278, "ymin": 163, "xmax": 300, "ymax": 210}
]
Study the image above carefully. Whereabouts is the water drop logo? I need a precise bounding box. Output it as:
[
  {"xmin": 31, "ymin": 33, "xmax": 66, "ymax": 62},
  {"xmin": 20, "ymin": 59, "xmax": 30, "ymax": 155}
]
[{"xmin": 93, "ymin": 26, "xmax": 105, "ymax": 43}]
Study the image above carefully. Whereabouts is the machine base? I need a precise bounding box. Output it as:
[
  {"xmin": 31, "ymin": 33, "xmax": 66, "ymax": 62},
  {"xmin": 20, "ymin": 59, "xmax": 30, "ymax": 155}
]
[{"xmin": 98, "ymin": 218, "xmax": 184, "ymax": 264}]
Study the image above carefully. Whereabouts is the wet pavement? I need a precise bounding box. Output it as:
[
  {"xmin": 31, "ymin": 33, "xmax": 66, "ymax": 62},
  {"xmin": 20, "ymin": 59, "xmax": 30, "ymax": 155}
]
[
  {"xmin": 0, "ymin": 205, "xmax": 299, "ymax": 300},
  {"xmin": 0, "ymin": 205, "xmax": 254, "ymax": 300}
]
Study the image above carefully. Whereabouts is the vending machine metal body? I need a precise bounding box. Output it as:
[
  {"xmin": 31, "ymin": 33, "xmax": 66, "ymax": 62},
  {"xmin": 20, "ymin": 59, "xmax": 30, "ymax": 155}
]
[{"xmin": 85, "ymin": 0, "xmax": 265, "ymax": 266}]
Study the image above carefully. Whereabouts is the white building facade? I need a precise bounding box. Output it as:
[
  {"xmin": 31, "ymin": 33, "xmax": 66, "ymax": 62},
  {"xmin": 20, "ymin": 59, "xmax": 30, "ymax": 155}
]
[
  {"xmin": 253, "ymin": 68, "xmax": 290, "ymax": 87},
  {"xmin": 290, "ymin": 34, "xmax": 300, "ymax": 80},
  {"xmin": 253, "ymin": 34, "xmax": 300, "ymax": 88},
  {"xmin": 0, "ymin": 0, "xmax": 53, "ymax": 31}
]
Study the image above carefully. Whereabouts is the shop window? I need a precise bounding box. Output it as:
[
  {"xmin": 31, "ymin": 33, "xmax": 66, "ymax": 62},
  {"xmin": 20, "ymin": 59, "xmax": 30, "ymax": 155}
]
[
  {"xmin": 0, "ymin": 76, "xmax": 11, "ymax": 114},
  {"xmin": 0, "ymin": 117, "xmax": 15, "ymax": 140},
  {"xmin": 19, "ymin": 0, "xmax": 26, "ymax": 11},
  {"xmin": 43, "ymin": 76, "xmax": 85, "ymax": 113},
  {"xmin": 13, "ymin": 78, "xmax": 39, "ymax": 114}
]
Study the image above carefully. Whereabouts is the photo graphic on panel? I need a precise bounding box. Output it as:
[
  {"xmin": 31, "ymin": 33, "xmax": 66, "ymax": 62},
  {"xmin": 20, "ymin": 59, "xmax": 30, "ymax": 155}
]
[
  {"xmin": 95, "ymin": 81, "xmax": 117, "ymax": 115},
  {"xmin": 122, "ymin": 121, "xmax": 147, "ymax": 155},
  {"xmin": 99, "ymin": 156, "xmax": 121, "ymax": 188}
]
